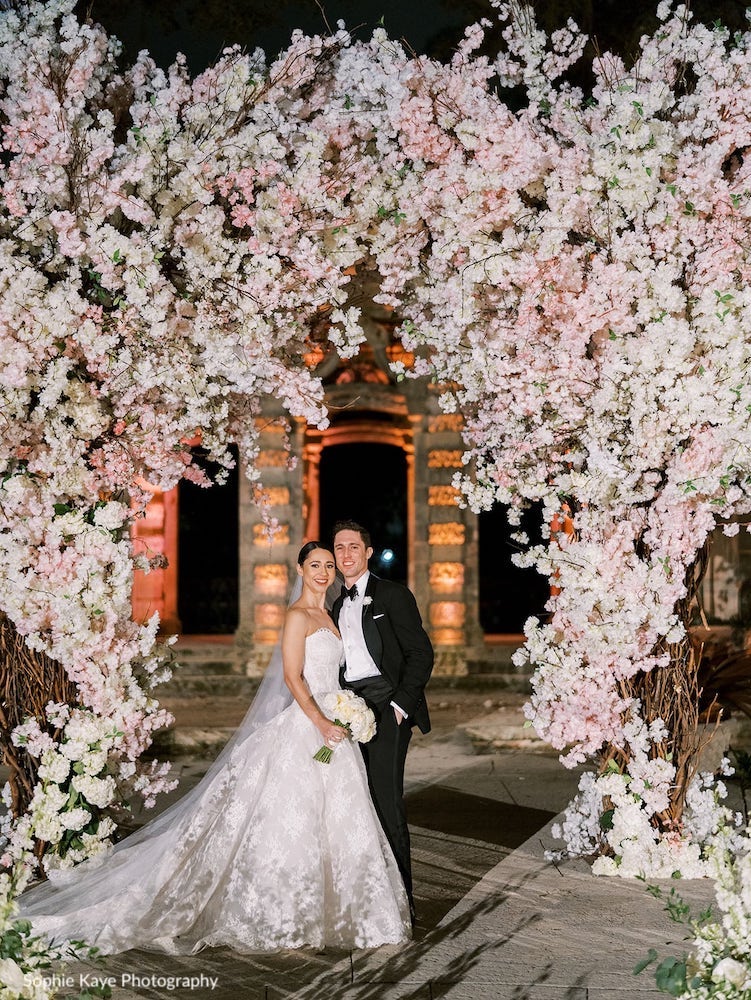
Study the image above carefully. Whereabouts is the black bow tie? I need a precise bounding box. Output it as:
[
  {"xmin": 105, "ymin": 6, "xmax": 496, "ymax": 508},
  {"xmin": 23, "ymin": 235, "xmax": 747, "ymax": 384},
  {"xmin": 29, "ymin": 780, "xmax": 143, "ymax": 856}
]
[{"xmin": 342, "ymin": 584, "xmax": 358, "ymax": 601}]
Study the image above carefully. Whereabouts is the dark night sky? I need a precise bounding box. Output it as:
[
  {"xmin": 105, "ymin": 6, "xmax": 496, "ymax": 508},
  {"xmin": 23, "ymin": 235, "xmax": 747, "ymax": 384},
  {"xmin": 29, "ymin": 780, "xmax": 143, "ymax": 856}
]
[
  {"xmin": 78, "ymin": 0, "xmax": 477, "ymax": 71},
  {"xmin": 77, "ymin": 0, "xmax": 751, "ymax": 74}
]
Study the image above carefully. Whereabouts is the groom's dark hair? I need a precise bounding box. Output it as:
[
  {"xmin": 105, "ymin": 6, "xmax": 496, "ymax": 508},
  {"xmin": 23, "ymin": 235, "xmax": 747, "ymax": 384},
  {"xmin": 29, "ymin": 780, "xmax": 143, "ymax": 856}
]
[{"xmin": 332, "ymin": 519, "xmax": 372, "ymax": 549}]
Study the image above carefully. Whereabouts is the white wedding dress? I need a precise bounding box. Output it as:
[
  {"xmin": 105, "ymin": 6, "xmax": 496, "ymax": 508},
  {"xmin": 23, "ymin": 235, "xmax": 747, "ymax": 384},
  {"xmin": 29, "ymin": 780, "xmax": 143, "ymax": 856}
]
[{"xmin": 21, "ymin": 629, "xmax": 411, "ymax": 953}]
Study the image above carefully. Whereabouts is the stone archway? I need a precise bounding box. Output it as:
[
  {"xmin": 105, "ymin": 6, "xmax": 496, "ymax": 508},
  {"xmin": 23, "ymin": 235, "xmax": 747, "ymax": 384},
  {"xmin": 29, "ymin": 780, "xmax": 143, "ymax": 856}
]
[
  {"xmin": 177, "ymin": 454, "xmax": 239, "ymax": 635},
  {"xmin": 303, "ymin": 418, "xmax": 415, "ymax": 586},
  {"xmin": 318, "ymin": 441, "xmax": 409, "ymax": 582}
]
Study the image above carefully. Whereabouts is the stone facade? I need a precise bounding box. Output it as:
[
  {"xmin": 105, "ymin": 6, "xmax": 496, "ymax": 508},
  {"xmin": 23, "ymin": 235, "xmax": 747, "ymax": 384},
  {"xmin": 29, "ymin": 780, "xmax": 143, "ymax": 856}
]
[
  {"xmin": 132, "ymin": 310, "xmax": 521, "ymax": 676},
  {"xmin": 131, "ymin": 323, "xmax": 751, "ymax": 678},
  {"xmin": 236, "ymin": 371, "xmax": 485, "ymax": 676}
]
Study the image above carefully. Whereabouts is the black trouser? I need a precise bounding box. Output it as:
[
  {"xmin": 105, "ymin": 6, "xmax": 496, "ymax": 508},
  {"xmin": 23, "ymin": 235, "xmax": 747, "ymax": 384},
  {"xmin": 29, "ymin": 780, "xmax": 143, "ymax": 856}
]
[{"xmin": 346, "ymin": 676, "xmax": 414, "ymax": 905}]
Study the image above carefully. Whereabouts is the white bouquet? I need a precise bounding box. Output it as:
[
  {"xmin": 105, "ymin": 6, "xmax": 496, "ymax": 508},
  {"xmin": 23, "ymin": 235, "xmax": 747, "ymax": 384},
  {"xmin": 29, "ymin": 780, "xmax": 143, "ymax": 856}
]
[{"xmin": 314, "ymin": 690, "xmax": 377, "ymax": 764}]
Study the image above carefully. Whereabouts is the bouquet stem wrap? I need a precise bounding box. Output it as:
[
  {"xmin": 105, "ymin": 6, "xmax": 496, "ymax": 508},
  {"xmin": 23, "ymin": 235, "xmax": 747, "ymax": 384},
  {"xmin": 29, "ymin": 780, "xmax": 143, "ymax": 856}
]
[{"xmin": 313, "ymin": 690, "xmax": 376, "ymax": 765}]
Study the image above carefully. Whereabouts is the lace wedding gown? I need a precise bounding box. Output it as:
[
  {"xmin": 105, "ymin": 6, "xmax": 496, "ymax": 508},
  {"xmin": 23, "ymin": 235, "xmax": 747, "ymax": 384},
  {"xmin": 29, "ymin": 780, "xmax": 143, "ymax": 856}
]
[{"xmin": 21, "ymin": 629, "xmax": 411, "ymax": 953}]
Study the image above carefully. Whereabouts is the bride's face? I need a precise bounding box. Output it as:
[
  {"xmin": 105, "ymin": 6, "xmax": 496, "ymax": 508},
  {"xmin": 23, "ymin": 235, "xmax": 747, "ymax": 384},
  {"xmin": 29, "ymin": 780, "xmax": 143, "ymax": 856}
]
[{"xmin": 299, "ymin": 548, "xmax": 336, "ymax": 594}]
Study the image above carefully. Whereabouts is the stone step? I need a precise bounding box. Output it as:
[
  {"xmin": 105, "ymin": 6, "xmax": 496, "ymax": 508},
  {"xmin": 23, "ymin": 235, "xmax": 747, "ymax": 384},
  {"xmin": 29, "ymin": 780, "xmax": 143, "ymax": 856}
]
[
  {"xmin": 172, "ymin": 639, "xmax": 238, "ymax": 657},
  {"xmin": 158, "ymin": 667, "xmax": 532, "ymax": 694},
  {"xmin": 157, "ymin": 675, "xmax": 260, "ymax": 697},
  {"xmin": 157, "ymin": 671, "xmax": 530, "ymax": 699},
  {"xmin": 171, "ymin": 658, "xmax": 241, "ymax": 675},
  {"xmin": 468, "ymin": 650, "xmax": 524, "ymax": 673},
  {"xmin": 431, "ymin": 673, "xmax": 532, "ymax": 693},
  {"xmin": 459, "ymin": 709, "xmax": 544, "ymax": 752},
  {"xmin": 153, "ymin": 725, "xmax": 235, "ymax": 756}
]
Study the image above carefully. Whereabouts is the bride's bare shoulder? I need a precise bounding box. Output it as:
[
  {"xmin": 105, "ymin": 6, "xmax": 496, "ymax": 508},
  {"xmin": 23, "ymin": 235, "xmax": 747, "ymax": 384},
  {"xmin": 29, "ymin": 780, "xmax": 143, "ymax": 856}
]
[{"xmin": 284, "ymin": 605, "xmax": 309, "ymax": 631}]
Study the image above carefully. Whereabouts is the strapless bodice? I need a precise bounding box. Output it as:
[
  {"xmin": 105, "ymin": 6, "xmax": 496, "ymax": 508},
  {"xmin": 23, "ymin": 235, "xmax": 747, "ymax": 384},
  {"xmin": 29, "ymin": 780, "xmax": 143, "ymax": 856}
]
[{"xmin": 302, "ymin": 628, "xmax": 343, "ymax": 695}]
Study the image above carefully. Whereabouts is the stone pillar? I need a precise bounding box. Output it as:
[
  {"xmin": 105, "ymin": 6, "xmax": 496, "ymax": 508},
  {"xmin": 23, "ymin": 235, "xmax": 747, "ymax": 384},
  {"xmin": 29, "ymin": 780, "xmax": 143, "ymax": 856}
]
[
  {"xmin": 236, "ymin": 417, "xmax": 303, "ymax": 676},
  {"xmin": 422, "ymin": 408, "xmax": 475, "ymax": 676},
  {"xmin": 409, "ymin": 412, "xmax": 431, "ymax": 627}
]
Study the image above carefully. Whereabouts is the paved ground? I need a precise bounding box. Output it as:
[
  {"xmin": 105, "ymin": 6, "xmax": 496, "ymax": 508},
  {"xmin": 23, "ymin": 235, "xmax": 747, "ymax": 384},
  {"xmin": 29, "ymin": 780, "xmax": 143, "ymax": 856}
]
[{"xmin": 44, "ymin": 681, "xmax": 742, "ymax": 1000}]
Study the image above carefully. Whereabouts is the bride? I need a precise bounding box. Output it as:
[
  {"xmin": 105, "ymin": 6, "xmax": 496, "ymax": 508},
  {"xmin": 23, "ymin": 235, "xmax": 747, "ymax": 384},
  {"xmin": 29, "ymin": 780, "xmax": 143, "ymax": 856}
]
[{"xmin": 20, "ymin": 542, "xmax": 411, "ymax": 953}]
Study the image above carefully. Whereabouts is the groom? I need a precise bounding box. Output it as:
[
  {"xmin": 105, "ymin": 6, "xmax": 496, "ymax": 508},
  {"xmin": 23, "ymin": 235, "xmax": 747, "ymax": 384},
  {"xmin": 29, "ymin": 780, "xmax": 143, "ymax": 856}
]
[{"xmin": 332, "ymin": 519, "xmax": 434, "ymax": 919}]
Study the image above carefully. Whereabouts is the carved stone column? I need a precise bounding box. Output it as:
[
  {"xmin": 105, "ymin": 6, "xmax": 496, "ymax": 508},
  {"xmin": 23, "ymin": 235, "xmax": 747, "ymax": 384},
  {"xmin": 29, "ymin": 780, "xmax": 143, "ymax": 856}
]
[
  {"xmin": 238, "ymin": 417, "xmax": 303, "ymax": 676},
  {"xmin": 422, "ymin": 405, "xmax": 473, "ymax": 676}
]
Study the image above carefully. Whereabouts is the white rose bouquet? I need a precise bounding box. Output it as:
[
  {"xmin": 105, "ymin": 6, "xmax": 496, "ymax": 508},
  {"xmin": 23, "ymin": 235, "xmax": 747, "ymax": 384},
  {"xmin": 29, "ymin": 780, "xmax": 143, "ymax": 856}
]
[{"xmin": 313, "ymin": 690, "xmax": 376, "ymax": 764}]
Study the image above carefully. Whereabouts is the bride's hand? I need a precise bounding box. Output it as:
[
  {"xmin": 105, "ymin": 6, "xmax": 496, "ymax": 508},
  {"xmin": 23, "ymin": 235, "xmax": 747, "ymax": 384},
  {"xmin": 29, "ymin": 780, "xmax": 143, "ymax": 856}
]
[{"xmin": 319, "ymin": 720, "xmax": 347, "ymax": 747}]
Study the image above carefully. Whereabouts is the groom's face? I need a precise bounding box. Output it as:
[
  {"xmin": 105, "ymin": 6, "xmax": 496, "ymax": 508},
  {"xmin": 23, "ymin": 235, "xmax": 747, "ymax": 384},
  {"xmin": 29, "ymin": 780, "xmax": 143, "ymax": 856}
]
[{"xmin": 333, "ymin": 529, "xmax": 373, "ymax": 586}]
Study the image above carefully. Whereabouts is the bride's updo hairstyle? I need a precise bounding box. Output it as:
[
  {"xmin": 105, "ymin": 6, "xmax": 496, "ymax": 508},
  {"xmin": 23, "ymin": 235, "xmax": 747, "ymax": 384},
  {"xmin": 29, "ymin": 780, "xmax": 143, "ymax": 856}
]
[{"xmin": 297, "ymin": 540, "xmax": 334, "ymax": 565}]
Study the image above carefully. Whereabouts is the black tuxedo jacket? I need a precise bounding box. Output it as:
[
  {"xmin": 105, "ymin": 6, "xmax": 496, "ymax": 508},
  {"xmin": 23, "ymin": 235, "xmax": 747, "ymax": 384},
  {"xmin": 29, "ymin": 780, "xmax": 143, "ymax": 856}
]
[{"xmin": 333, "ymin": 574, "xmax": 433, "ymax": 734}]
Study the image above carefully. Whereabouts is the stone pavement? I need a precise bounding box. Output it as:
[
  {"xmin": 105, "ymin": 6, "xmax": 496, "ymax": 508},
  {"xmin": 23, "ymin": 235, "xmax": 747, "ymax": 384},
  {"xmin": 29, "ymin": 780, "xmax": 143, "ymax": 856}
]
[{"xmin": 52, "ymin": 682, "xmax": 739, "ymax": 1000}]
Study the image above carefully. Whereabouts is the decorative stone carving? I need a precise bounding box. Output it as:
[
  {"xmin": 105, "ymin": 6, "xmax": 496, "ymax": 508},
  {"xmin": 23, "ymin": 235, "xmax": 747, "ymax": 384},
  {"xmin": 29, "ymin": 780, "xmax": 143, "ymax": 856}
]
[
  {"xmin": 428, "ymin": 523, "xmax": 465, "ymax": 546},
  {"xmin": 253, "ymin": 564, "xmax": 289, "ymax": 597},
  {"xmin": 254, "ymin": 486, "xmax": 290, "ymax": 507},
  {"xmin": 427, "ymin": 450, "xmax": 463, "ymax": 469},
  {"xmin": 253, "ymin": 523, "xmax": 290, "ymax": 546},
  {"xmin": 254, "ymin": 603, "xmax": 286, "ymax": 628},
  {"xmin": 255, "ymin": 418, "xmax": 288, "ymax": 434},
  {"xmin": 432, "ymin": 628, "xmax": 464, "ymax": 648},
  {"xmin": 428, "ymin": 485, "xmax": 461, "ymax": 507},
  {"xmin": 429, "ymin": 562, "xmax": 464, "ymax": 593},
  {"xmin": 257, "ymin": 450, "xmax": 289, "ymax": 468},
  {"xmin": 427, "ymin": 414, "xmax": 464, "ymax": 433},
  {"xmin": 429, "ymin": 601, "xmax": 466, "ymax": 627}
]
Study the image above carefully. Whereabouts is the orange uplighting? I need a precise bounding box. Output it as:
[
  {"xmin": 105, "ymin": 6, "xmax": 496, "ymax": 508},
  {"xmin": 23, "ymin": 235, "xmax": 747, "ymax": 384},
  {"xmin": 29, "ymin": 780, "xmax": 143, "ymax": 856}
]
[
  {"xmin": 255, "ymin": 629, "xmax": 280, "ymax": 646},
  {"xmin": 254, "ymin": 603, "xmax": 286, "ymax": 628},
  {"xmin": 257, "ymin": 450, "xmax": 288, "ymax": 468},
  {"xmin": 253, "ymin": 524, "xmax": 290, "ymax": 546},
  {"xmin": 131, "ymin": 486, "xmax": 180, "ymax": 633},
  {"xmin": 303, "ymin": 344, "xmax": 327, "ymax": 369},
  {"xmin": 429, "ymin": 562, "xmax": 464, "ymax": 593},
  {"xmin": 385, "ymin": 343, "xmax": 415, "ymax": 369},
  {"xmin": 179, "ymin": 431, "xmax": 202, "ymax": 448},
  {"xmin": 253, "ymin": 486, "xmax": 291, "ymax": 507},
  {"xmin": 432, "ymin": 628, "xmax": 463, "ymax": 646},
  {"xmin": 427, "ymin": 414, "xmax": 464, "ymax": 433},
  {"xmin": 254, "ymin": 565, "xmax": 289, "ymax": 597},
  {"xmin": 550, "ymin": 502, "xmax": 576, "ymax": 597},
  {"xmin": 428, "ymin": 485, "xmax": 462, "ymax": 507},
  {"xmin": 428, "ymin": 523, "xmax": 465, "ymax": 546},
  {"xmin": 430, "ymin": 601, "xmax": 466, "ymax": 627},
  {"xmin": 427, "ymin": 450, "xmax": 463, "ymax": 469}
]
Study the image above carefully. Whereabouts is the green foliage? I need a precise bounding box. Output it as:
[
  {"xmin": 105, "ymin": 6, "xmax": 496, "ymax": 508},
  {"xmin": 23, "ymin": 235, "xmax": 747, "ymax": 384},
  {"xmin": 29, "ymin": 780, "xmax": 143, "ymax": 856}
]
[
  {"xmin": 599, "ymin": 807, "xmax": 614, "ymax": 831},
  {"xmin": 634, "ymin": 947, "xmax": 689, "ymax": 995},
  {"xmin": 0, "ymin": 907, "xmax": 112, "ymax": 1000},
  {"xmin": 655, "ymin": 956, "xmax": 689, "ymax": 996},
  {"xmin": 635, "ymin": 879, "xmax": 725, "ymax": 996}
]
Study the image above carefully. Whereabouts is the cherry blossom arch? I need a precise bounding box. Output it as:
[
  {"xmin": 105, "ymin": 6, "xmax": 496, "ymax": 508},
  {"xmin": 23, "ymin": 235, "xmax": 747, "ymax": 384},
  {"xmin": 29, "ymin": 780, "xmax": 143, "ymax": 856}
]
[{"xmin": 2, "ymin": 0, "xmax": 751, "ymax": 923}]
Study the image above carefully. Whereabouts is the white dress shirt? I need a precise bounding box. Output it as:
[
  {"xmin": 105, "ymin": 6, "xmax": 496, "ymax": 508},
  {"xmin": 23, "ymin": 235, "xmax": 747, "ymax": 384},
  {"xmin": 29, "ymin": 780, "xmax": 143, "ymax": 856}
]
[
  {"xmin": 339, "ymin": 571, "xmax": 406, "ymax": 720},
  {"xmin": 340, "ymin": 572, "xmax": 380, "ymax": 682}
]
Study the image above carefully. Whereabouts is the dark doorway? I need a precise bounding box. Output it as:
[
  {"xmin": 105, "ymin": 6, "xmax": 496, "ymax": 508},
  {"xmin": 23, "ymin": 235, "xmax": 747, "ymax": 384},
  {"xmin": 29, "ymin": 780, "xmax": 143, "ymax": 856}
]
[
  {"xmin": 319, "ymin": 443, "xmax": 407, "ymax": 583},
  {"xmin": 178, "ymin": 449, "xmax": 239, "ymax": 634},
  {"xmin": 479, "ymin": 504, "xmax": 549, "ymax": 634}
]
